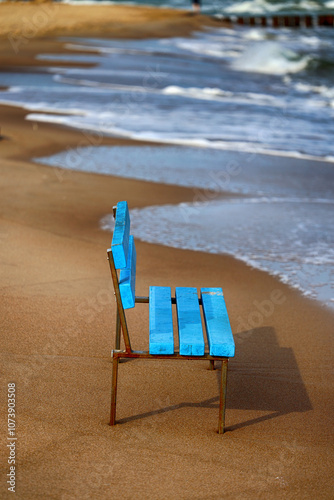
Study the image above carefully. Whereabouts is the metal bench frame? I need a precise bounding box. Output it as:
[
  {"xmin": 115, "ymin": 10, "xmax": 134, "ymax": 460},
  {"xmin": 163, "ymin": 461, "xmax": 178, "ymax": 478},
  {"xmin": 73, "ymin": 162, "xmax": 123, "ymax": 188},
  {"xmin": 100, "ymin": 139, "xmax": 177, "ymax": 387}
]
[{"xmin": 107, "ymin": 203, "xmax": 234, "ymax": 434}]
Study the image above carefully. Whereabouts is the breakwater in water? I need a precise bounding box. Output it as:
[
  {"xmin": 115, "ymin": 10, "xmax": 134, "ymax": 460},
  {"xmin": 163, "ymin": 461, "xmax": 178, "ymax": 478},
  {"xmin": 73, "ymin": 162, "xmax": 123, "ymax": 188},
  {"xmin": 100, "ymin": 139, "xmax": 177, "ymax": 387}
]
[{"xmin": 222, "ymin": 14, "xmax": 334, "ymax": 28}]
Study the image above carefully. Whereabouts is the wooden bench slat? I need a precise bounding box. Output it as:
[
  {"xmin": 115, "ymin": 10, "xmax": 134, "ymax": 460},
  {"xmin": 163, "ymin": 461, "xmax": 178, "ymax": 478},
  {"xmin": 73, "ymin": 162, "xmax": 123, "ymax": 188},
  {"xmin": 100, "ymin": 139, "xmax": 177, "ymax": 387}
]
[
  {"xmin": 119, "ymin": 235, "xmax": 136, "ymax": 309},
  {"xmin": 111, "ymin": 200, "xmax": 130, "ymax": 269},
  {"xmin": 201, "ymin": 288, "xmax": 235, "ymax": 357},
  {"xmin": 149, "ymin": 286, "xmax": 174, "ymax": 355},
  {"xmin": 176, "ymin": 287, "xmax": 205, "ymax": 356}
]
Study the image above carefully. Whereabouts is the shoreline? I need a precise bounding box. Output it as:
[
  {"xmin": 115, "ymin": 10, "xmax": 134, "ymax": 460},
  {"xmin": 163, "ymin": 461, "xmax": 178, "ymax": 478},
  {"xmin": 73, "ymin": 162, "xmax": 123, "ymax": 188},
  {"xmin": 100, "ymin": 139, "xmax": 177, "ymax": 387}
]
[
  {"xmin": 3, "ymin": 100, "xmax": 333, "ymax": 313},
  {"xmin": 0, "ymin": 6, "xmax": 333, "ymax": 499}
]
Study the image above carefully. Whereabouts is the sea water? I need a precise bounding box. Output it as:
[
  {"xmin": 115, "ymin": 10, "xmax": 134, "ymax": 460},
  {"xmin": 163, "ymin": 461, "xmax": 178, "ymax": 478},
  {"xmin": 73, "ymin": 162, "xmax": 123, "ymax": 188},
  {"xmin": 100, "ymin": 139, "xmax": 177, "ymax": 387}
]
[{"xmin": 0, "ymin": 14, "xmax": 333, "ymax": 308}]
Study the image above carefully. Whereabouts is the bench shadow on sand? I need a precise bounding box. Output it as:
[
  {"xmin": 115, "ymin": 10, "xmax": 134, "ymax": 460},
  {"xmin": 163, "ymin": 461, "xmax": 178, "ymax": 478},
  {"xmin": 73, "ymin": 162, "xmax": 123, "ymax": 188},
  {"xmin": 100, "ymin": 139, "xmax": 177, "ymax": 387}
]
[{"xmin": 117, "ymin": 326, "xmax": 312, "ymax": 432}]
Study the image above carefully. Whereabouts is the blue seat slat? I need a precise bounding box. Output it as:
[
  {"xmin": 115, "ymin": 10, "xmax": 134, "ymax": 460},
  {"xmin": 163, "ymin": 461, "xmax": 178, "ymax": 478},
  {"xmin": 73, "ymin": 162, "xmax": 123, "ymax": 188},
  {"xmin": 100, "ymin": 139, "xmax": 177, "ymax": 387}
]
[
  {"xmin": 111, "ymin": 201, "xmax": 130, "ymax": 269},
  {"xmin": 149, "ymin": 286, "xmax": 174, "ymax": 355},
  {"xmin": 176, "ymin": 287, "xmax": 205, "ymax": 356},
  {"xmin": 201, "ymin": 288, "xmax": 235, "ymax": 357},
  {"xmin": 119, "ymin": 235, "xmax": 136, "ymax": 309}
]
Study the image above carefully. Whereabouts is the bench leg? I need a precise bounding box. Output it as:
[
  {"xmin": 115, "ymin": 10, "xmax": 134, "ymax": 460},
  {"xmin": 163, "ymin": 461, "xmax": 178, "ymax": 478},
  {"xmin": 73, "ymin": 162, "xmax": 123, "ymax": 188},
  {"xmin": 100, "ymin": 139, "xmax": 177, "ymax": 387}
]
[
  {"xmin": 218, "ymin": 359, "xmax": 228, "ymax": 434},
  {"xmin": 209, "ymin": 360, "xmax": 215, "ymax": 370},
  {"xmin": 110, "ymin": 356, "xmax": 119, "ymax": 426}
]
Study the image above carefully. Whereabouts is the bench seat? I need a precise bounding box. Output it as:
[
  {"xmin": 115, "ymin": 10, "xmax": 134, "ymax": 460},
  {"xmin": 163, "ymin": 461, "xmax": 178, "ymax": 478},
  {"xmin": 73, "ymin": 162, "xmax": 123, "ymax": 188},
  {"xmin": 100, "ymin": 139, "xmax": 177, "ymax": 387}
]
[{"xmin": 149, "ymin": 286, "xmax": 234, "ymax": 358}]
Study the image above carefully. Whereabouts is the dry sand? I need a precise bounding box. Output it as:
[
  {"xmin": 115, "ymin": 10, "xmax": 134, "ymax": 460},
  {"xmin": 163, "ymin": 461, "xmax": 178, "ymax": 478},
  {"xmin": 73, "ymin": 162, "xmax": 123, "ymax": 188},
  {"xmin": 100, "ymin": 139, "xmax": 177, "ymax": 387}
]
[
  {"xmin": 0, "ymin": 2, "xmax": 229, "ymax": 41},
  {"xmin": 0, "ymin": 4, "xmax": 333, "ymax": 499}
]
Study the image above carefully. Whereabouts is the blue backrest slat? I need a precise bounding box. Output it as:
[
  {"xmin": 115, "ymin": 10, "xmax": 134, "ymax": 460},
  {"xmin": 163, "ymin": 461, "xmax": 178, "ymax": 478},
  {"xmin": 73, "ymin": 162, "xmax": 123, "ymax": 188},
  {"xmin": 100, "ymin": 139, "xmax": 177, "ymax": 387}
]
[
  {"xmin": 119, "ymin": 235, "xmax": 136, "ymax": 309},
  {"xmin": 149, "ymin": 286, "xmax": 174, "ymax": 355},
  {"xmin": 111, "ymin": 201, "xmax": 130, "ymax": 269},
  {"xmin": 201, "ymin": 288, "xmax": 235, "ymax": 357},
  {"xmin": 176, "ymin": 287, "xmax": 205, "ymax": 356}
]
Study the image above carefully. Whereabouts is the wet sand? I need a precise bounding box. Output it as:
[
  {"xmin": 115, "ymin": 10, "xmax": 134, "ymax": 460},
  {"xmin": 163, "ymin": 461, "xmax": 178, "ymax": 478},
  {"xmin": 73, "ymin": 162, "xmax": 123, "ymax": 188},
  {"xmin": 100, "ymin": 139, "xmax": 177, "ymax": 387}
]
[{"xmin": 0, "ymin": 4, "xmax": 333, "ymax": 499}]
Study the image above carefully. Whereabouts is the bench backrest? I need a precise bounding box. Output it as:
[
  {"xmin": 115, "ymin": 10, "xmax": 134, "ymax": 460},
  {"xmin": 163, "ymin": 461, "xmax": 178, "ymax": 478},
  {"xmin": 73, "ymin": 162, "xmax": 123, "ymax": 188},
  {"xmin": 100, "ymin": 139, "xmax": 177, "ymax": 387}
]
[{"xmin": 111, "ymin": 201, "xmax": 137, "ymax": 310}]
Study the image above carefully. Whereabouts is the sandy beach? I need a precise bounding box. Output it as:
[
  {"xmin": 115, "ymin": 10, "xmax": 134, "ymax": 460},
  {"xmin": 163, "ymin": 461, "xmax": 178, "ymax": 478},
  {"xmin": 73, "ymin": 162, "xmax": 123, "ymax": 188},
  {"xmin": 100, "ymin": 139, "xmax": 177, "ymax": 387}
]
[{"xmin": 0, "ymin": 4, "xmax": 333, "ymax": 499}]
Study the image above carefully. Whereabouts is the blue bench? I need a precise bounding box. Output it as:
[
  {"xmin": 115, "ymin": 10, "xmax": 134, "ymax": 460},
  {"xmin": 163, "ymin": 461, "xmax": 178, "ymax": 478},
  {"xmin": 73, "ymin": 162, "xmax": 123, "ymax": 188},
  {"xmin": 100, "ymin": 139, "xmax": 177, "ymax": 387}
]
[{"xmin": 107, "ymin": 201, "xmax": 235, "ymax": 434}]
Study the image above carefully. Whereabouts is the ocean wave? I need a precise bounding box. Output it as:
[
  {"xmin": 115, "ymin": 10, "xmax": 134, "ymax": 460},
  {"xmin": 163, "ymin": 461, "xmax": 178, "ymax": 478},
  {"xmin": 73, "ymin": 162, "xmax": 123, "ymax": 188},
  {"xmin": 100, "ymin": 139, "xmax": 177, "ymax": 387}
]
[
  {"xmin": 307, "ymin": 56, "xmax": 334, "ymax": 79},
  {"xmin": 28, "ymin": 112, "xmax": 334, "ymax": 164},
  {"xmin": 232, "ymin": 41, "xmax": 311, "ymax": 75},
  {"xmin": 47, "ymin": 76, "xmax": 286, "ymax": 107},
  {"xmin": 161, "ymin": 85, "xmax": 284, "ymax": 106}
]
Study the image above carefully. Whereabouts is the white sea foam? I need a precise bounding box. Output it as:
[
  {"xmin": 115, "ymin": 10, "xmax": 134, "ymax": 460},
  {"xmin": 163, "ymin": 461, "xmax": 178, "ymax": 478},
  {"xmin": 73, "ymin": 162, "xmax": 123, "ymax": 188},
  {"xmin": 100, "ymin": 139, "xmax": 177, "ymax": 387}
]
[
  {"xmin": 293, "ymin": 82, "xmax": 334, "ymax": 109},
  {"xmin": 243, "ymin": 29, "xmax": 268, "ymax": 41},
  {"xmin": 172, "ymin": 39, "xmax": 239, "ymax": 58},
  {"xmin": 162, "ymin": 85, "xmax": 234, "ymax": 99},
  {"xmin": 64, "ymin": 43, "xmax": 106, "ymax": 53},
  {"xmin": 65, "ymin": 42, "xmax": 167, "ymax": 57},
  {"xmin": 225, "ymin": 0, "xmax": 277, "ymax": 14},
  {"xmin": 299, "ymin": 35, "xmax": 324, "ymax": 48},
  {"xmin": 162, "ymin": 86, "xmax": 283, "ymax": 106},
  {"xmin": 7, "ymin": 86, "xmax": 25, "ymax": 93},
  {"xmin": 294, "ymin": 82, "xmax": 334, "ymax": 98}
]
